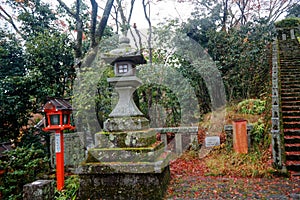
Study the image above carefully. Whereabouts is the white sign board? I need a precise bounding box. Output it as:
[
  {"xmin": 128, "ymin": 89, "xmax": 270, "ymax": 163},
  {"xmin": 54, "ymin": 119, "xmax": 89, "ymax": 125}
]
[
  {"xmin": 55, "ymin": 133, "xmax": 61, "ymax": 153},
  {"xmin": 205, "ymin": 136, "xmax": 220, "ymax": 147}
]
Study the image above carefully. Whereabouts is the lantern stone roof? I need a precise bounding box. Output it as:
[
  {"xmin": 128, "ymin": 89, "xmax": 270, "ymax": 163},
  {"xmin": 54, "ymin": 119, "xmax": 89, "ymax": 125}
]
[
  {"xmin": 43, "ymin": 98, "xmax": 72, "ymax": 111},
  {"xmin": 102, "ymin": 36, "xmax": 146, "ymax": 65}
]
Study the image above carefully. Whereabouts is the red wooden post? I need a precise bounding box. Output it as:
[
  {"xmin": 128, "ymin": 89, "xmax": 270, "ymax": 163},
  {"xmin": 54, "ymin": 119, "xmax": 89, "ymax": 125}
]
[
  {"xmin": 233, "ymin": 119, "xmax": 248, "ymax": 154},
  {"xmin": 55, "ymin": 130, "xmax": 64, "ymax": 191}
]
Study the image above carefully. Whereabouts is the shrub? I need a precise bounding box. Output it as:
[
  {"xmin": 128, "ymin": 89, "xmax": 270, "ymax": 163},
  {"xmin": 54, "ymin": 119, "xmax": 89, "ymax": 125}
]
[
  {"xmin": 275, "ymin": 17, "xmax": 300, "ymax": 28},
  {"xmin": 54, "ymin": 175, "xmax": 79, "ymax": 200},
  {"xmin": 237, "ymin": 99, "xmax": 266, "ymax": 115},
  {"xmin": 0, "ymin": 146, "xmax": 49, "ymax": 200}
]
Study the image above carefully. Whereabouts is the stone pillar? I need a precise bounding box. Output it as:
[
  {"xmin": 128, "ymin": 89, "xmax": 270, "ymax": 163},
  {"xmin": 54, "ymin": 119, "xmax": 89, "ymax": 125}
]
[{"xmin": 23, "ymin": 180, "xmax": 55, "ymax": 200}]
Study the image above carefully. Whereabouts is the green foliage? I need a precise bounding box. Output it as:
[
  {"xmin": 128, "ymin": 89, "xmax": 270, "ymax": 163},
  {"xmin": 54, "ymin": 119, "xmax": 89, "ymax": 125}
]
[
  {"xmin": 237, "ymin": 99, "xmax": 266, "ymax": 115},
  {"xmin": 137, "ymin": 83, "xmax": 181, "ymax": 127},
  {"xmin": 275, "ymin": 17, "xmax": 300, "ymax": 28},
  {"xmin": 54, "ymin": 175, "xmax": 79, "ymax": 200},
  {"xmin": 286, "ymin": 4, "xmax": 300, "ymax": 18},
  {"xmin": 0, "ymin": 30, "xmax": 25, "ymax": 78},
  {"xmin": 206, "ymin": 21, "xmax": 274, "ymax": 101},
  {"xmin": 25, "ymin": 31, "xmax": 75, "ymax": 100},
  {"xmin": 0, "ymin": 146, "xmax": 49, "ymax": 200},
  {"xmin": 95, "ymin": 68, "xmax": 114, "ymax": 128},
  {"xmin": 251, "ymin": 118, "xmax": 266, "ymax": 146}
]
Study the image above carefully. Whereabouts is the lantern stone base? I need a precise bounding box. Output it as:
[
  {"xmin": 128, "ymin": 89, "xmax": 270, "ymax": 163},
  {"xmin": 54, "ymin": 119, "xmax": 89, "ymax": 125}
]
[{"xmin": 77, "ymin": 154, "xmax": 170, "ymax": 200}]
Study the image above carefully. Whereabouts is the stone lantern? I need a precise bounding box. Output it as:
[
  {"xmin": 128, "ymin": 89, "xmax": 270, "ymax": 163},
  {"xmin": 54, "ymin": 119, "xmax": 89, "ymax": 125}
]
[
  {"xmin": 102, "ymin": 36, "xmax": 148, "ymax": 131},
  {"xmin": 77, "ymin": 36, "xmax": 171, "ymax": 199}
]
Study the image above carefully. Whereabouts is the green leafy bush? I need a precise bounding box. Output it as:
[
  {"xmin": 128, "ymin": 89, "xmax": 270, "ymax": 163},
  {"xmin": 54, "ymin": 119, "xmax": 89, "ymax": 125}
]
[
  {"xmin": 54, "ymin": 175, "xmax": 79, "ymax": 200},
  {"xmin": 237, "ymin": 99, "xmax": 266, "ymax": 115},
  {"xmin": 275, "ymin": 18, "xmax": 300, "ymax": 28},
  {"xmin": 251, "ymin": 118, "xmax": 266, "ymax": 145},
  {"xmin": 0, "ymin": 146, "xmax": 49, "ymax": 200}
]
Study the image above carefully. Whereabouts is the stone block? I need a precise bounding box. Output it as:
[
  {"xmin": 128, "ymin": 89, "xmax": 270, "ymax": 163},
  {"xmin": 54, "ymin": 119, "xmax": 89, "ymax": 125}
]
[
  {"xmin": 23, "ymin": 180, "xmax": 54, "ymax": 200},
  {"xmin": 77, "ymin": 165, "xmax": 170, "ymax": 200},
  {"xmin": 205, "ymin": 136, "xmax": 220, "ymax": 147},
  {"xmin": 95, "ymin": 129, "xmax": 156, "ymax": 148},
  {"xmin": 87, "ymin": 141, "xmax": 165, "ymax": 162}
]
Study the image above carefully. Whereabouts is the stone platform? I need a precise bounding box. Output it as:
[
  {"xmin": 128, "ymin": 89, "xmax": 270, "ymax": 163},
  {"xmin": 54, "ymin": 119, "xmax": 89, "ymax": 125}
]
[
  {"xmin": 77, "ymin": 129, "xmax": 171, "ymax": 199},
  {"xmin": 77, "ymin": 152, "xmax": 171, "ymax": 200}
]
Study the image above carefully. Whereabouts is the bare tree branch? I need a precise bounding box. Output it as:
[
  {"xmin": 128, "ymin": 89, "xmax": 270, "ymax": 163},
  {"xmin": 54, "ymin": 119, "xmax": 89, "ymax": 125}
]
[
  {"xmin": 0, "ymin": 6, "xmax": 24, "ymax": 38},
  {"xmin": 75, "ymin": 0, "xmax": 83, "ymax": 59},
  {"xmin": 142, "ymin": 0, "xmax": 152, "ymax": 64},
  {"xmin": 90, "ymin": 0, "xmax": 98, "ymax": 48},
  {"xmin": 56, "ymin": 0, "xmax": 76, "ymax": 17},
  {"xmin": 95, "ymin": 0, "xmax": 114, "ymax": 42}
]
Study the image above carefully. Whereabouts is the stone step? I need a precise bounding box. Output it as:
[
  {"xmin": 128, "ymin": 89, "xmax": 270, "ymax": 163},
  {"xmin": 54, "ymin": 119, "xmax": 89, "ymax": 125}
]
[
  {"xmin": 286, "ymin": 161, "xmax": 300, "ymax": 172},
  {"xmin": 285, "ymin": 143, "xmax": 300, "ymax": 152},
  {"xmin": 281, "ymin": 76, "xmax": 300, "ymax": 80},
  {"xmin": 281, "ymin": 73, "xmax": 300, "ymax": 77},
  {"xmin": 281, "ymin": 63, "xmax": 300, "ymax": 66},
  {"xmin": 280, "ymin": 68, "xmax": 299, "ymax": 73},
  {"xmin": 281, "ymin": 84, "xmax": 300, "ymax": 89},
  {"xmin": 283, "ymin": 116, "xmax": 300, "ymax": 122},
  {"xmin": 283, "ymin": 122, "xmax": 300, "ymax": 129},
  {"xmin": 282, "ymin": 101, "xmax": 300, "ymax": 107},
  {"xmin": 284, "ymin": 135, "xmax": 300, "ymax": 144},
  {"xmin": 282, "ymin": 111, "xmax": 300, "ymax": 117},
  {"xmin": 281, "ymin": 93, "xmax": 300, "ymax": 98},
  {"xmin": 280, "ymin": 73, "xmax": 300, "ymax": 77},
  {"xmin": 284, "ymin": 129, "xmax": 300, "ymax": 136},
  {"xmin": 285, "ymin": 151, "xmax": 300, "ymax": 161},
  {"xmin": 282, "ymin": 96, "xmax": 300, "ymax": 101},
  {"xmin": 282, "ymin": 106, "xmax": 300, "ymax": 111},
  {"xmin": 281, "ymin": 81, "xmax": 300, "ymax": 86}
]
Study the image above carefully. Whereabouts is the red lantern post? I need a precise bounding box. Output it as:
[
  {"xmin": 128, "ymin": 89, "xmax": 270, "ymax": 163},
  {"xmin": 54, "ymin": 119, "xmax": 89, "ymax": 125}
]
[{"xmin": 42, "ymin": 98, "xmax": 75, "ymax": 191}]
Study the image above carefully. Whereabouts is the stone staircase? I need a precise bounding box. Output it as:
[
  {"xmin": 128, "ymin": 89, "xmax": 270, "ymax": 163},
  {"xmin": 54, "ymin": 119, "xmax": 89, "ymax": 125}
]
[{"xmin": 278, "ymin": 37, "xmax": 300, "ymax": 173}]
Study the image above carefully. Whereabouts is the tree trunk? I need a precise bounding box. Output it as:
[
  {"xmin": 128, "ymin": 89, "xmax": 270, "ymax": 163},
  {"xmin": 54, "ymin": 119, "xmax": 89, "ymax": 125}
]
[{"xmin": 95, "ymin": 0, "xmax": 115, "ymax": 43}]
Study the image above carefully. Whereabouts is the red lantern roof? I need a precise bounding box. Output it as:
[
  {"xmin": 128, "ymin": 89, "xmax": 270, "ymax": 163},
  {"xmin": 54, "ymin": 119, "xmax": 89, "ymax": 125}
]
[{"xmin": 43, "ymin": 98, "xmax": 72, "ymax": 111}]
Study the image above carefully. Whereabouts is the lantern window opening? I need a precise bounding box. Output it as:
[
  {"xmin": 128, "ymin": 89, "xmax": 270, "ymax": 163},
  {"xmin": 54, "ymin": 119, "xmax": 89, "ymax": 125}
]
[
  {"xmin": 117, "ymin": 64, "xmax": 129, "ymax": 74},
  {"xmin": 50, "ymin": 114, "xmax": 60, "ymax": 125},
  {"xmin": 63, "ymin": 114, "xmax": 69, "ymax": 125}
]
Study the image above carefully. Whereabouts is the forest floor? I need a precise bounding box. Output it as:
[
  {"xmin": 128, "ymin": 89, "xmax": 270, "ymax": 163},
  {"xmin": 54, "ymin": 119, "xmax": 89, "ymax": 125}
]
[{"xmin": 165, "ymin": 150, "xmax": 300, "ymax": 199}]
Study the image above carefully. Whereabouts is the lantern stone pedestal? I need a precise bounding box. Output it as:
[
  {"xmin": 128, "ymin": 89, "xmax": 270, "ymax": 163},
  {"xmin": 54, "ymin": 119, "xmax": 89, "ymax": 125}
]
[
  {"xmin": 77, "ymin": 121, "xmax": 171, "ymax": 199},
  {"xmin": 77, "ymin": 36, "xmax": 170, "ymax": 200}
]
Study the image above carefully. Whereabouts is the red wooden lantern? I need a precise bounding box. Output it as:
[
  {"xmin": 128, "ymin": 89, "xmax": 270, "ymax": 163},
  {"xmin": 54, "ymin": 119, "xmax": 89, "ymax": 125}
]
[
  {"xmin": 42, "ymin": 98, "xmax": 75, "ymax": 191},
  {"xmin": 43, "ymin": 98, "xmax": 74, "ymax": 131}
]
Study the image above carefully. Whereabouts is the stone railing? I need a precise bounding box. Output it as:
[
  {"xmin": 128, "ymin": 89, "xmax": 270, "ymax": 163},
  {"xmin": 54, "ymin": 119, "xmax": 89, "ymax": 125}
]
[
  {"xmin": 155, "ymin": 127, "xmax": 198, "ymax": 154},
  {"xmin": 271, "ymin": 37, "xmax": 283, "ymax": 168}
]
